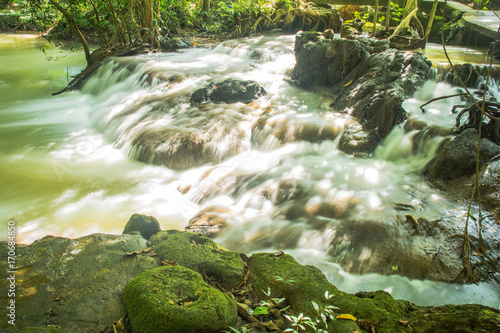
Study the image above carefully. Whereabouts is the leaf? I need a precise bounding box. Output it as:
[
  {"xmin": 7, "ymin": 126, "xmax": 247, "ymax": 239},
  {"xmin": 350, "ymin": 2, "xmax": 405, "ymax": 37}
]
[
  {"xmin": 311, "ymin": 300, "xmax": 319, "ymax": 312},
  {"xmin": 392, "ymin": 265, "xmax": 399, "ymax": 271},
  {"xmin": 253, "ymin": 306, "xmax": 269, "ymax": 316},
  {"xmin": 343, "ymin": 79, "xmax": 353, "ymax": 86},
  {"xmin": 337, "ymin": 314, "xmax": 357, "ymax": 321}
]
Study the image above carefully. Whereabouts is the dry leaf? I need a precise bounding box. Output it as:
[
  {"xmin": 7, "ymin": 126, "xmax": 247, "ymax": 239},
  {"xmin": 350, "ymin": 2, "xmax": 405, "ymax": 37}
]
[
  {"xmin": 337, "ymin": 314, "xmax": 357, "ymax": 321},
  {"xmin": 344, "ymin": 79, "xmax": 353, "ymax": 87}
]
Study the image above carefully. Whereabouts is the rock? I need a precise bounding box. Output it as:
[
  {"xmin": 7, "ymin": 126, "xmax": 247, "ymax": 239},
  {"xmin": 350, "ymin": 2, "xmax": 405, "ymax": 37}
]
[
  {"xmin": 123, "ymin": 266, "xmax": 237, "ymax": 333},
  {"xmin": 443, "ymin": 63, "xmax": 481, "ymax": 87},
  {"xmin": 185, "ymin": 206, "xmax": 230, "ymax": 236},
  {"xmin": 338, "ymin": 122, "xmax": 380, "ymax": 156},
  {"xmin": 148, "ymin": 230, "xmax": 245, "ymax": 290},
  {"xmin": 247, "ymin": 252, "xmax": 500, "ymax": 332},
  {"xmin": 190, "ymin": 79, "xmax": 266, "ymax": 105},
  {"xmin": 425, "ymin": 128, "xmax": 500, "ymax": 180},
  {"xmin": 0, "ymin": 328, "xmax": 69, "ymax": 332},
  {"xmin": 130, "ymin": 105, "xmax": 251, "ymax": 170},
  {"xmin": 0, "ymin": 234, "xmax": 158, "ymax": 332},
  {"xmin": 291, "ymin": 32, "xmax": 431, "ymax": 140},
  {"xmin": 122, "ymin": 213, "xmax": 161, "ymax": 240},
  {"xmin": 161, "ymin": 37, "xmax": 192, "ymax": 51},
  {"xmin": 323, "ymin": 28, "xmax": 335, "ymax": 39},
  {"xmin": 252, "ymin": 112, "xmax": 343, "ymax": 146}
]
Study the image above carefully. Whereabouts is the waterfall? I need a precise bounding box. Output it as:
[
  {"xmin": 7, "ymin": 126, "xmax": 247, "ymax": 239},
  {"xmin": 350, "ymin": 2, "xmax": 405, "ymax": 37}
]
[{"xmin": 1, "ymin": 34, "xmax": 499, "ymax": 309}]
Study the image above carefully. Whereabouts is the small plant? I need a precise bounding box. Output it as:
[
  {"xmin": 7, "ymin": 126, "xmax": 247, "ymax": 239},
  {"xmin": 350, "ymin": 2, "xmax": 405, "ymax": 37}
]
[
  {"xmin": 284, "ymin": 291, "xmax": 340, "ymax": 333},
  {"xmin": 224, "ymin": 326, "xmax": 248, "ymax": 333}
]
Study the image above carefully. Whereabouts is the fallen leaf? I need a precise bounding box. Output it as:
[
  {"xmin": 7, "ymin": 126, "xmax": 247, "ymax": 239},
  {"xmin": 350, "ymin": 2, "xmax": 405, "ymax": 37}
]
[
  {"xmin": 161, "ymin": 259, "xmax": 179, "ymax": 266},
  {"xmin": 183, "ymin": 301, "xmax": 193, "ymax": 306},
  {"xmin": 168, "ymin": 300, "xmax": 175, "ymax": 305},
  {"xmin": 337, "ymin": 314, "xmax": 357, "ymax": 321},
  {"xmin": 344, "ymin": 79, "xmax": 353, "ymax": 87}
]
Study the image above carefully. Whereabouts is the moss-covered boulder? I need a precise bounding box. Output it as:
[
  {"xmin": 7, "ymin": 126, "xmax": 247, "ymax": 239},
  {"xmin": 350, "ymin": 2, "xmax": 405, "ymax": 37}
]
[
  {"xmin": 248, "ymin": 253, "xmax": 406, "ymax": 332},
  {"xmin": 122, "ymin": 213, "xmax": 161, "ymax": 240},
  {"xmin": 247, "ymin": 252, "xmax": 500, "ymax": 332},
  {"xmin": 0, "ymin": 233, "xmax": 158, "ymax": 332},
  {"xmin": 149, "ymin": 230, "xmax": 245, "ymax": 289},
  {"xmin": 123, "ymin": 266, "xmax": 237, "ymax": 333}
]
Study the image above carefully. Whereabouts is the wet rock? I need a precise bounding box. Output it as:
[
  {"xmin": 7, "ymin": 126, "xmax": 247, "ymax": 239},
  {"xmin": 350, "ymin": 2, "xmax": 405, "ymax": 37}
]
[
  {"xmin": 122, "ymin": 213, "xmax": 161, "ymax": 240},
  {"xmin": 160, "ymin": 37, "xmax": 192, "ymax": 51},
  {"xmin": 123, "ymin": 266, "xmax": 237, "ymax": 333},
  {"xmin": 130, "ymin": 105, "xmax": 251, "ymax": 170},
  {"xmin": 443, "ymin": 63, "xmax": 481, "ymax": 87},
  {"xmin": 338, "ymin": 122, "xmax": 380, "ymax": 156},
  {"xmin": 252, "ymin": 112, "xmax": 343, "ymax": 146},
  {"xmin": 185, "ymin": 206, "xmax": 230, "ymax": 236},
  {"xmin": 190, "ymin": 79, "xmax": 266, "ymax": 105},
  {"xmin": 148, "ymin": 230, "xmax": 245, "ymax": 290},
  {"xmin": 291, "ymin": 32, "xmax": 432, "ymax": 140},
  {"xmin": 425, "ymin": 128, "xmax": 500, "ymax": 180},
  {"xmin": 0, "ymin": 234, "xmax": 158, "ymax": 332}
]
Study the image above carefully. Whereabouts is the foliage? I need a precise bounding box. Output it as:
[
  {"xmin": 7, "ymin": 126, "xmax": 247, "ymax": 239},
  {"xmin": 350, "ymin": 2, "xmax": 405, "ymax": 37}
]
[{"xmin": 284, "ymin": 291, "xmax": 340, "ymax": 333}]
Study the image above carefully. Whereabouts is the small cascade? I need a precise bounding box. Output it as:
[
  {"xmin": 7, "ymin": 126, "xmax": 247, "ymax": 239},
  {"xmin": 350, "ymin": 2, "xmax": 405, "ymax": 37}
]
[{"xmin": 1, "ymin": 34, "xmax": 499, "ymax": 309}]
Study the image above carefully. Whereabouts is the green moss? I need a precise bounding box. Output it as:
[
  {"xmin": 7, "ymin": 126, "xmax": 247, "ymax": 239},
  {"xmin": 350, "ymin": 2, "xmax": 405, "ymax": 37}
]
[
  {"xmin": 409, "ymin": 304, "xmax": 500, "ymax": 333},
  {"xmin": 248, "ymin": 253, "xmax": 409, "ymax": 332},
  {"xmin": 123, "ymin": 266, "xmax": 237, "ymax": 333},
  {"xmin": 149, "ymin": 230, "xmax": 245, "ymax": 289}
]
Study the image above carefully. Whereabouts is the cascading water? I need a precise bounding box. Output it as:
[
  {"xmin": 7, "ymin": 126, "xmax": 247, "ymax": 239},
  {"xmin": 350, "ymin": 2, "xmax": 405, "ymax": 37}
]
[{"xmin": 1, "ymin": 34, "xmax": 498, "ymax": 308}]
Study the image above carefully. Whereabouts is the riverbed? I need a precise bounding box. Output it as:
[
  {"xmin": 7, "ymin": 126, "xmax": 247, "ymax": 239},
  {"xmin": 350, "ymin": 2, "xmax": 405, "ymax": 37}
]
[{"xmin": 0, "ymin": 33, "xmax": 498, "ymax": 308}]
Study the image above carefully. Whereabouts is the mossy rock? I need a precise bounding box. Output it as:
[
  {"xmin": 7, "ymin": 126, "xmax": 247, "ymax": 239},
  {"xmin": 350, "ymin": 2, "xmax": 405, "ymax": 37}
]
[
  {"xmin": 122, "ymin": 213, "xmax": 161, "ymax": 240},
  {"xmin": 248, "ymin": 252, "xmax": 339, "ymax": 317},
  {"xmin": 247, "ymin": 253, "xmax": 406, "ymax": 332},
  {"xmin": 149, "ymin": 230, "xmax": 245, "ymax": 289},
  {"xmin": 123, "ymin": 266, "xmax": 237, "ymax": 333},
  {"xmin": 409, "ymin": 304, "xmax": 500, "ymax": 333},
  {"xmin": 0, "ymin": 328, "xmax": 69, "ymax": 332}
]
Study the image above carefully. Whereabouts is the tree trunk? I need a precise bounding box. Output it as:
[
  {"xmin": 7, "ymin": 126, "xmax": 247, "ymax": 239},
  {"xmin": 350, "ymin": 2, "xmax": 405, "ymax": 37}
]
[
  {"xmin": 372, "ymin": 0, "xmax": 379, "ymax": 36},
  {"xmin": 385, "ymin": 0, "xmax": 391, "ymax": 29},
  {"xmin": 201, "ymin": 0, "xmax": 211, "ymax": 12},
  {"xmin": 48, "ymin": 0, "xmax": 93, "ymax": 67},
  {"xmin": 424, "ymin": 0, "xmax": 439, "ymax": 42}
]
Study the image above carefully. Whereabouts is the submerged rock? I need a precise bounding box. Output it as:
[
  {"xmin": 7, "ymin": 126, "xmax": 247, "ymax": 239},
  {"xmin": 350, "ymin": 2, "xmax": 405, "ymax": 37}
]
[
  {"xmin": 123, "ymin": 266, "xmax": 237, "ymax": 333},
  {"xmin": 148, "ymin": 230, "xmax": 245, "ymax": 290},
  {"xmin": 122, "ymin": 213, "xmax": 161, "ymax": 240},
  {"xmin": 190, "ymin": 79, "xmax": 266, "ymax": 105},
  {"xmin": 0, "ymin": 233, "xmax": 158, "ymax": 332}
]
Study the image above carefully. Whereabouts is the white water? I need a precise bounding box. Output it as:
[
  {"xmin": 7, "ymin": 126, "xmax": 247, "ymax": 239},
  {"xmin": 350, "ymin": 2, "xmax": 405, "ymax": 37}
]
[{"xmin": 0, "ymin": 34, "xmax": 498, "ymax": 308}]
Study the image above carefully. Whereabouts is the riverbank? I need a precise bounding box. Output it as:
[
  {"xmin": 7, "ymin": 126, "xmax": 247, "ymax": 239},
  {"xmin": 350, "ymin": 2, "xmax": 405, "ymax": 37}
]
[{"xmin": 1, "ymin": 215, "xmax": 499, "ymax": 332}]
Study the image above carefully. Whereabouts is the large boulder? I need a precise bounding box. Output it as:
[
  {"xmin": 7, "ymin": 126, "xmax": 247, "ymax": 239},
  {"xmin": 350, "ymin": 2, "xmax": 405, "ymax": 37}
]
[
  {"xmin": 246, "ymin": 252, "xmax": 500, "ymax": 333},
  {"xmin": 123, "ymin": 266, "xmax": 237, "ymax": 333},
  {"xmin": 148, "ymin": 230, "xmax": 246, "ymax": 290},
  {"xmin": 0, "ymin": 234, "xmax": 158, "ymax": 332},
  {"xmin": 291, "ymin": 32, "xmax": 432, "ymax": 147},
  {"xmin": 190, "ymin": 79, "xmax": 266, "ymax": 105}
]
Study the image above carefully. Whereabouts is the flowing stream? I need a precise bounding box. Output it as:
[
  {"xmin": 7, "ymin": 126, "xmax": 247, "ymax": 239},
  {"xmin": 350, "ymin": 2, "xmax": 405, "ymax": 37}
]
[{"xmin": 1, "ymin": 33, "xmax": 499, "ymax": 308}]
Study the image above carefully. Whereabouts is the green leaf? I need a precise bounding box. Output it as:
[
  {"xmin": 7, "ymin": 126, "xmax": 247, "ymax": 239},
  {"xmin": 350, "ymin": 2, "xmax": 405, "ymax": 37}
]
[{"xmin": 253, "ymin": 306, "xmax": 269, "ymax": 316}]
